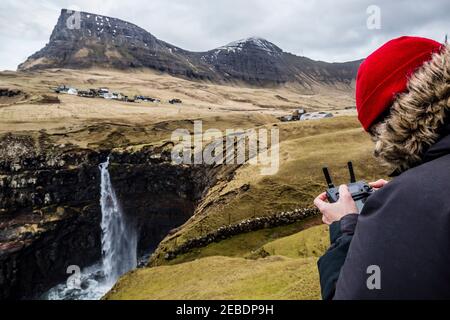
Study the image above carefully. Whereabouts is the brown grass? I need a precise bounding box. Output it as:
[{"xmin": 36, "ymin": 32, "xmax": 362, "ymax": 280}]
[
  {"xmin": 151, "ymin": 116, "xmax": 387, "ymax": 265},
  {"xmin": 0, "ymin": 68, "xmax": 355, "ymax": 133}
]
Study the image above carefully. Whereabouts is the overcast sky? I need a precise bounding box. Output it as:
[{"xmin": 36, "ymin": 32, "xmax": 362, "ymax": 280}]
[{"xmin": 0, "ymin": 0, "xmax": 449, "ymax": 71}]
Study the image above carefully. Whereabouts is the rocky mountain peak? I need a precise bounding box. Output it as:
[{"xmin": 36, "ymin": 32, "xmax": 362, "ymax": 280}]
[
  {"xmin": 216, "ymin": 37, "xmax": 283, "ymax": 55},
  {"xmin": 51, "ymin": 9, "xmax": 161, "ymax": 48},
  {"xmin": 18, "ymin": 9, "xmax": 361, "ymax": 86}
]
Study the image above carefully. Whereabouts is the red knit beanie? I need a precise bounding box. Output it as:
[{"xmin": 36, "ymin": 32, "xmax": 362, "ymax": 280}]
[{"xmin": 356, "ymin": 36, "xmax": 443, "ymax": 131}]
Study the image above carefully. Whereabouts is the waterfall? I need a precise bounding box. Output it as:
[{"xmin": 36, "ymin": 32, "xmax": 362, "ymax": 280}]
[
  {"xmin": 44, "ymin": 157, "xmax": 138, "ymax": 300},
  {"xmin": 99, "ymin": 157, "xmax": 137, "ymax": 286}
]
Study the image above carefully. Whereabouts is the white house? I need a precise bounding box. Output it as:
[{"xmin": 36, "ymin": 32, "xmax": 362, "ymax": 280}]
[
  {"xmin": 103, "ymin": 92, "xmax": 114, "ymax": 99},
  {"xmin": 112, "ymin": 93, "xmax": 123, "ymax": 100},
  {"xmin": 67, "ymin": 88, "xmax": 78, "ymax": 95},
  {"xmin": 300, "ymin": 112, "xmax": 333, "ymax": 121}
]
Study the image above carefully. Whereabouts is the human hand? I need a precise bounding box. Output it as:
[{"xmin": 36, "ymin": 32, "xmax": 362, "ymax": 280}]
[
  {"xmin": 314, "ymin": 185, "xmax": 358, "ymax": 225},
  {"xmin": 369, "ymin": 179, "xmax": 389, "ymax": 191}
]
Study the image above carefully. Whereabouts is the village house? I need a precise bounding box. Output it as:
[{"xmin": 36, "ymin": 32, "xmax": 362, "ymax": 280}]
[
  {"xmin": 169, "ymin": 98, "xmax": 182, "ymax": 104},
  {"xmin": 54, "ymin": 85, "xmax": 77, "ymax": 95},
  {"xmin": 300, "ymin": 112, "xmax": 333, "ymax": 121}
]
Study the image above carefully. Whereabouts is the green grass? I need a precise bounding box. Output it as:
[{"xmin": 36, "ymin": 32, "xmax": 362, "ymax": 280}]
[
  {"xmin": 163, "ymin": 216, "xmax": 322, "ymax": 265},
  {"xmin": 106, "ymin": 256, "xmax": 322, "ymax": 300},
  {"xmin": 106, "ymin": 224, "xmax": 330, "ymax": 300},
  {"xmin": 151, "ymin": 116, "xmax": 387, "ymax": 265},
  {"xmin": 106, "ymin": 116, "xmax": 387, "ymax": 300},
  {"xmin": 262, "ymin": 225, "xmax": 329, "ymax": 258}
]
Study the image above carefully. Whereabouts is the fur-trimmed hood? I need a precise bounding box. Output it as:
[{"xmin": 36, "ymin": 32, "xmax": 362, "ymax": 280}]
[{"xmin": 373, "ymin": 43, "xmax": 450, "ymax": 173}]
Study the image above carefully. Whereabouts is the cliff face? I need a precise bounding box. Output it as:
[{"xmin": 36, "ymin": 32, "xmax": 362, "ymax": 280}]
[
  {"xmin": 18, "ymin": 9, "xmax": 205, "ymax": 78},
  {"xmin": 18, "ymin": 9, "xmax": 361, "ymax": 86},
  {"xmin": 0, "ymin": 134, "xmax": 218, "ymax": 299}
]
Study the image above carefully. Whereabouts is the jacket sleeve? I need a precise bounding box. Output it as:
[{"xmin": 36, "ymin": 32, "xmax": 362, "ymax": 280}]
[{"xmin": 317, "ymin": 214, "xmax": 358, "ymax": 300}]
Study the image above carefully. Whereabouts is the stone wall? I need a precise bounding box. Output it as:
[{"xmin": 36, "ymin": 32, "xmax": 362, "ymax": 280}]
[{"xmin": 162, "ymin": 207, "xmax": 320, "ymax": 261}]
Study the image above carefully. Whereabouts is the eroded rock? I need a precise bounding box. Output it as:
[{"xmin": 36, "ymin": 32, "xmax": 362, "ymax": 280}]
[{"xmin": 0, "ymin": 134, "xmax": 219, "ymax": 299}]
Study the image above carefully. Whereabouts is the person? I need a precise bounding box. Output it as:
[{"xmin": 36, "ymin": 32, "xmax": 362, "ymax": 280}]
[{"xmin": 314, "ymin": 36, "xmax": 450, "ymax": 300}]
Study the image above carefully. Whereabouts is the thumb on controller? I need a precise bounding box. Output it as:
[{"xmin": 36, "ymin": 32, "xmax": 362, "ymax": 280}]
[{"xmin": 338, "ymin": 185, "xmax": 353, "ymax": 202}]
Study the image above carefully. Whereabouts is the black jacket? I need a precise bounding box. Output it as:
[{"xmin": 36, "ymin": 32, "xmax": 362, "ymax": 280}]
[{"xmin": 318, "ymin": 133, "xmax": 450, "ymax": 300}]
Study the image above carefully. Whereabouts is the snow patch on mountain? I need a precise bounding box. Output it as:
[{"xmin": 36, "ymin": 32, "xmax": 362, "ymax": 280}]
[
  {"xmin": 201, "ymin": 37, "xmax": 283, "ymax": 63},
  {"xmin": 216, "ymin": 37, "xmax": 282, "ymax": 55}
]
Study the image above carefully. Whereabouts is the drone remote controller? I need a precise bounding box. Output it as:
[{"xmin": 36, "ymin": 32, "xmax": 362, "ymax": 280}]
[{"xmin": 322, "ymin": 162, "xmax": 373, "ymax": 213}]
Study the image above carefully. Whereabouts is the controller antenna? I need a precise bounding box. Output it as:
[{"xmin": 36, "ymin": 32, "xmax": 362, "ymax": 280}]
[
  {"xmin": 348, "ymin": 161, "xmax": 356, "ymax": 183},
  {"xmin": 322, "ymin": 167, "xmax": 335, "ymax": 188}
]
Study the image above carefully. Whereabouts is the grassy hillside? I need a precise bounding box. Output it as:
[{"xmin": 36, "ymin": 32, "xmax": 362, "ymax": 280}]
[
  {"xmin": 105, "ymin": 115, "xmax": 387, "ymax": 300},
  {"xmin": 105, "ymin": 225, "xmax": 329, "ymax": 300},
  {"xmin": 150, "ymin": 116, "xmax": 387, "ymax": 266},
  {"xmin": 106, "ymin": 256, "xmax": 321, "ymax": 300},
  {"xmin": 1, "ymin": 69, "xmax": 386, "ymax": 300},
  {"xmin": 261, "ymin": 223, "xmax": 330, "ymax": 259},
  {"xmin": 0, "ymin": 69, "xmax": 354, "ymax": 133},
  {"xmin": 165, "ymin": 216, "xmax": 322, "ymax": 266}
]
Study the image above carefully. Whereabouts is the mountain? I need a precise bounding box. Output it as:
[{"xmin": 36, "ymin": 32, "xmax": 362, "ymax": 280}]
[
  {"xmin": 19, "ymin": 9, "xmax": 361, "ymax": 86},
  {"xmin": 201, "ymin": 37, "xmax": 360, "ymax": 85}
]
